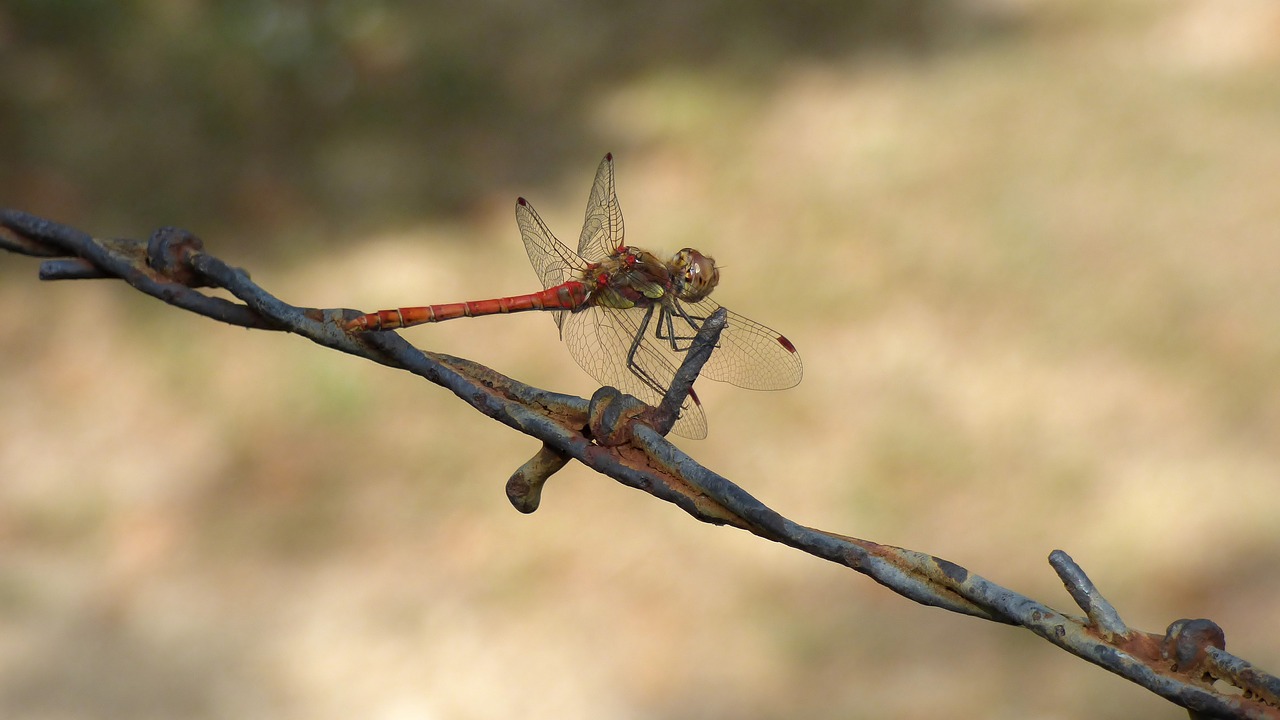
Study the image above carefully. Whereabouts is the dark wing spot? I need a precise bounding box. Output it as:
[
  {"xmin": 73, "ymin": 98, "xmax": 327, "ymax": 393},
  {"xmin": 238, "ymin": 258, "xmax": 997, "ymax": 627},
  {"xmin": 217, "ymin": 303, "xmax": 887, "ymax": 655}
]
[{"xmin": 777, "ymin": 335, "xmax": 797, "ymax": 353}]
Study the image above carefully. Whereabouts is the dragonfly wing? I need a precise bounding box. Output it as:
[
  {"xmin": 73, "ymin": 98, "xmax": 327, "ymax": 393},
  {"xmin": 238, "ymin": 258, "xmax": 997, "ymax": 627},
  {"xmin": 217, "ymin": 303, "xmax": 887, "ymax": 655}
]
[
  {"xmin": 516, "ymin": 197, "xmax": 589, "ymax": 331},
  {"xmin": 576, "ymin": 153, "xmax": 625, "ymax": 263},
  {"xmin": 516, "ymin": 197, "xmax": 587, "ymax": 290},
  {"xmin": 682, "ymin": 298, "xmax": 803, "ymax": 391},
  {"xmin": 561, "ymin": 304, "xmax": 708, "ymax": 440}
]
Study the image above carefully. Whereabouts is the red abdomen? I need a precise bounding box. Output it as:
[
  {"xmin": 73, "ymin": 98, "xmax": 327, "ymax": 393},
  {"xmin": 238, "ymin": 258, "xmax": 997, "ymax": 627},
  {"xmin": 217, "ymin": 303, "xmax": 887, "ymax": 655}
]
[{"xmin": 346, "ymin": 281, "xmax": 589, "ymax": 331}]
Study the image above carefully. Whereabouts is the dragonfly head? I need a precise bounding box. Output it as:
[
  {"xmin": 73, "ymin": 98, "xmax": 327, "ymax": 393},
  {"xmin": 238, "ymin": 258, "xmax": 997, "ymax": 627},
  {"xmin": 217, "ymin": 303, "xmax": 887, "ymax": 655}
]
[{"xmin": 670, "ymin": 248, "xmax": 720, "ymax": 302}]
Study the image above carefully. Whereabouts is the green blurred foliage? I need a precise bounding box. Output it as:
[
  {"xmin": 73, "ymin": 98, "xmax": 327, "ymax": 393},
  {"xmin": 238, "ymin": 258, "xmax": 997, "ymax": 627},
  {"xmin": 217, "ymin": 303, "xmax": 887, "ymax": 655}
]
[{"xmin": 0, "ymin": 0, "xmax": 988, "ymax": 241}]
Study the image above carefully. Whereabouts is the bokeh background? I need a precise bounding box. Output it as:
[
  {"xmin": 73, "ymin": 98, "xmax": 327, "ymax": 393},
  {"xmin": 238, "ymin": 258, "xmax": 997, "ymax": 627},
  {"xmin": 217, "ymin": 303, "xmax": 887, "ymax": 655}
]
[{"xmin": 3, "ymin": 1, "xmax": 1280, "ymax": 717}]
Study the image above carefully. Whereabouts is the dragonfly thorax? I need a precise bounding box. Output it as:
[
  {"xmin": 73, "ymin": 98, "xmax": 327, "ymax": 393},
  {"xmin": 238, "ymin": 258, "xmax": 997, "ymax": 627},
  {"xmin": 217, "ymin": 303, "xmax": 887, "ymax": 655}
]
[{"xmin": 669, "ymin": 248, "xmax": 720, "ymax": 302}]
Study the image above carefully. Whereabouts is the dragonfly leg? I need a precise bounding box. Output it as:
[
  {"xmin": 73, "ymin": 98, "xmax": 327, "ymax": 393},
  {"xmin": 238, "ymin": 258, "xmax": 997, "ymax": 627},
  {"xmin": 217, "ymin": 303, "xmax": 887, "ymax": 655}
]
[
  {"xmin": 655, "ymin": 304, "xmax": 712, "ymax": 353},
  {"xmin": 624, "ymin": 305, "xmax": 674, "ymax": 398}
]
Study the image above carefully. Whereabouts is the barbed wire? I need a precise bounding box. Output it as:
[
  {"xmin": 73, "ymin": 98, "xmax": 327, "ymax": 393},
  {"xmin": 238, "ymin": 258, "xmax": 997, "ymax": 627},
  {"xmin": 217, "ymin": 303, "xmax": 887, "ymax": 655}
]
[{"xmin": 2, "ymin": 208, "xmax": 1276, "ymax": 719}]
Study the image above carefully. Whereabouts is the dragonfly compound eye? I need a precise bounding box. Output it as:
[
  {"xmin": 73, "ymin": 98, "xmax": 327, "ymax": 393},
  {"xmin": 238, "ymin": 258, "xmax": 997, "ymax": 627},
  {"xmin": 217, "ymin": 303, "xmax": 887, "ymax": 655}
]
[{"xmin": 671, "ymin": 248, "xmax": 720, "ymax": 302}]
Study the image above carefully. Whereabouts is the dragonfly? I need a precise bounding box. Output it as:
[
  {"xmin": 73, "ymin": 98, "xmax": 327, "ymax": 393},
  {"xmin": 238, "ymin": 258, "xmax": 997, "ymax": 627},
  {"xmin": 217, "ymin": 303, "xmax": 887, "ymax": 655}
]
[{"xmin": 346, "ymin": 153, "xmax": 802, "ymax": 438}]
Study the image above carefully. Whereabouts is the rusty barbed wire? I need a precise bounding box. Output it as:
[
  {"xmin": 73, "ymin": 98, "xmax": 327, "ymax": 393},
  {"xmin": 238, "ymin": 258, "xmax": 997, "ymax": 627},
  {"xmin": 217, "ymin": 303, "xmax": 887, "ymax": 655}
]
[{"xmin": 2, "ymin": 208, "xmax": 1277, "ymax": 719}]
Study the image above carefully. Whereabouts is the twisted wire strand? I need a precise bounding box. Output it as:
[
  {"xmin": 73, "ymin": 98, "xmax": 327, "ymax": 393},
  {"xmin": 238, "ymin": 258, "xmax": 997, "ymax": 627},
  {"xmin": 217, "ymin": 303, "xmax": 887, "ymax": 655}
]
[{"xmin": 2, "ymin": 208, "xmax": 1276, "ymax": 719}]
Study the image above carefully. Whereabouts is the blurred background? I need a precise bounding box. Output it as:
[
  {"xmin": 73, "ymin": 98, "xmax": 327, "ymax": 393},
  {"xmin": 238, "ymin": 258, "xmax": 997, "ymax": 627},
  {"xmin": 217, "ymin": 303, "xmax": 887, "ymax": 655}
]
[{"xmin": 2, "ymin": 0, "xmax": 1279, "ymax": 717}]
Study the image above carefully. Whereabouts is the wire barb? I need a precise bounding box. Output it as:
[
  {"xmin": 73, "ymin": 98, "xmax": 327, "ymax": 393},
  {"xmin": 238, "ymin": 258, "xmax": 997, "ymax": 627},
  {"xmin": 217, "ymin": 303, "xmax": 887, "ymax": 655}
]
[
  {"xmin": 1050, "ymin": 549, "xmax": 1129, "ymax": 637},
  {"xmin": 506, "ymin": 443, "xmax": 573, "ymax": 513}
]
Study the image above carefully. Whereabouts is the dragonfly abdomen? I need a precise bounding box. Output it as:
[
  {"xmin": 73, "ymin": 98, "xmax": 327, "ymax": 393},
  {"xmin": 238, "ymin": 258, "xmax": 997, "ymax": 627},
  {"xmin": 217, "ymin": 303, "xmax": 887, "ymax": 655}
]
[{"xmin": 346, "ymin": 281, "xmax": 589, "ymax": 331}]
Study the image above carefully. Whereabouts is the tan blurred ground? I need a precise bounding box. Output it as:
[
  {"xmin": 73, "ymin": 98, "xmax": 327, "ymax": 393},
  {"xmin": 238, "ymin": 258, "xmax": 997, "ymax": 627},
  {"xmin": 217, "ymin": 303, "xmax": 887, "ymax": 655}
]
[{"xmin": 3, "ymin": 1, "xmax": 1280, "ymax": 718}]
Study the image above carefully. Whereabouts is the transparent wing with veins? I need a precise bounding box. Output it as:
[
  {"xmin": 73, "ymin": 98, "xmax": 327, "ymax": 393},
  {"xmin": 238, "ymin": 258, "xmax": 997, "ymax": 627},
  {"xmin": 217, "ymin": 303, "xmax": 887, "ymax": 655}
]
[
  {"xmin": 561, "ymin": 304, "xmax": 708, "ymax": 439},
  {"xmin": 515, "ymin": 196, "xmax": 590, "ymax": 334},
  {"xmin": 513, "ymin": 153, "xmax": 622, "ymax": 293},
  {"xmin": 515, "ymin": 197, "xmax": 586, "ymax": 290},
  {"xmin": 577, "ymin": 153, "xmax": 625, "ymax": 262},
  {"xmin": 670, "ymin": 298, "xmax": 803, "ymax": 391},
  {"xmin": 560, "ymin": 298, "xmax": 801, "ymax": 439}
]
